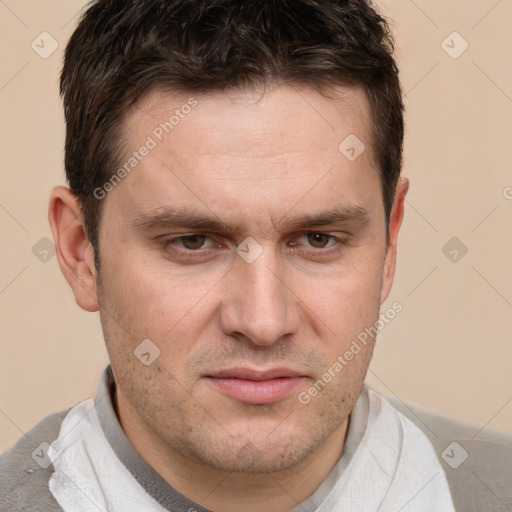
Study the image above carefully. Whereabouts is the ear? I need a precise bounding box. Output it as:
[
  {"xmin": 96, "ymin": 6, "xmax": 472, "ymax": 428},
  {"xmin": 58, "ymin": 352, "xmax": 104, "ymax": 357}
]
[
  {"xmin": 48, "ymin": 186, "xmax": 99, "ymax": 312},
  {"xmin": 380, "ymin": 176, "xmax": 409, "ymax": 304}
]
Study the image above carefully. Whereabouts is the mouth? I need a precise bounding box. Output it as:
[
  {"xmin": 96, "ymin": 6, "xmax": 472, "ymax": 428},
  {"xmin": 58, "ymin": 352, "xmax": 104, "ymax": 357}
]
[{"xmin": 205, "ymin": 367, "xmax": 307, "ymax": 405}]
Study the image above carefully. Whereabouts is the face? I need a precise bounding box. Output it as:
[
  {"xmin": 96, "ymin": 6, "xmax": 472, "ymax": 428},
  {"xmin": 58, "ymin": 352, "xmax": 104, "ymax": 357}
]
[{"xmin": 90, "ymin": 84, "xmax": 401, "ymax": 474}]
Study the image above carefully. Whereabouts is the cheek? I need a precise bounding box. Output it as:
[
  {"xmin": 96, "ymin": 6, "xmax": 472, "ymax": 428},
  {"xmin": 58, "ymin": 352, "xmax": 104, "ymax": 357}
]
[
  {"xmin": 100, "ymin": 250, "xmax": 224, "ymax": 351},
  {"xmin": 99, "ymin": 229, "xmax": 385, "ymax": 351},
  {"xmin": 299, "ymin": 252, "xmax": 384, "ymax": 332}
]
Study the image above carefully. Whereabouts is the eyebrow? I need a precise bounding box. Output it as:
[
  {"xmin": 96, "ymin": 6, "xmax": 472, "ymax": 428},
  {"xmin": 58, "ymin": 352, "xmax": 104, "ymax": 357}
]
[{"xmin": 130, "ymin": 204, "xmax": 371, "ymax": 234}]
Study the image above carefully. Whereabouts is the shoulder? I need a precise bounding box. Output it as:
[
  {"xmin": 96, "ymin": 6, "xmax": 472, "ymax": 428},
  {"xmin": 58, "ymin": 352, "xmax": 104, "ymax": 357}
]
[
  {"xmin": 0, "ymin": 408, "xmax": 70, "ymax": 512},
  {"xmin": 385, "ymin": 393, "xmax": 512, "ymax": 512}
]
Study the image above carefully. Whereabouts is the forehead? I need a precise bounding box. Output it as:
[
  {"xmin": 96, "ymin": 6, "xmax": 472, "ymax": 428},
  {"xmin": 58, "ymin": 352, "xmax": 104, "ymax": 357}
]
[
  {"xmin": 129, "ymin": 83, "xmax": 373, "ymax": 157},
  {"xmin": 106, "ymin": 84, "xmax": 381, "ymax": 229}
]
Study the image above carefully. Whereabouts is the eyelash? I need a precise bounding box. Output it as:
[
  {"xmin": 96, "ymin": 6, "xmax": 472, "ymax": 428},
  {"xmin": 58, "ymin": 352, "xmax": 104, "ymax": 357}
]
[{"xmin": 160, "ymin": 232, "xmax": 347, "ymax": 260}]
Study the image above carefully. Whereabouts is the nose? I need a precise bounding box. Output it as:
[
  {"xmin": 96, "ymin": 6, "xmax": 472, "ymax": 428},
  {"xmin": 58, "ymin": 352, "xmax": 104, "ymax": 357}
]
[{"xmin": 219, "ymin": 244, "xmax": 300, "ymax": 346}]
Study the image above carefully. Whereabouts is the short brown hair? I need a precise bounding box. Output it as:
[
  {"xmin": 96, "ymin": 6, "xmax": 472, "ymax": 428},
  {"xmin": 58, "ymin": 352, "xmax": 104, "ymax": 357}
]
[{"xmin": 61, "ymin": 0, "xmax": 404, "ymax": 255}]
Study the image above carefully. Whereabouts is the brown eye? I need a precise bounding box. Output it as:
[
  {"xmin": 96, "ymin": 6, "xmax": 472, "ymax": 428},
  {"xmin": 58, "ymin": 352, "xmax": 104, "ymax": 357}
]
[
  {"xmin": 306, "ymin": 233, "xmax": 332, "ymax": 248},
  {"xmin": 178, "ymin": 235, "xmax": 208, "ymax": 250}
]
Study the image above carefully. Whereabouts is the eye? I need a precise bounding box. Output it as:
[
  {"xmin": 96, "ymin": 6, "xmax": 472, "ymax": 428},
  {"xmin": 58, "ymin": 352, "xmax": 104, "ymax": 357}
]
[
  {"xmin": 180, "ymin": 234, "xmax": 207, "ymax": 250},
  {"xmin": 166, "ymin": 234, "xmax": 214, "ymax": 250},
  {"xmin": 292, "ymin": 232, "xmax": 337, "ymax": 249},
  {"xmin": 304, "ymin": 232, "xmax": 335, "ymax": 248},
  {"xmin": 159, "ymin": 233, "xmax": 228, "ymax": 264}
]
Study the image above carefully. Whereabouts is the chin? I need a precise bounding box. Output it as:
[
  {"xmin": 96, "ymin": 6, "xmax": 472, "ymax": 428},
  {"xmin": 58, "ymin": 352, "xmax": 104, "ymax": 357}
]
[
  {"xmin": 200, "ymin": 444, "xmax": 311, "ymax": 475},
  {"xmin": 177, "ymin": 421, "xmax": 329, "ymax": 475}
]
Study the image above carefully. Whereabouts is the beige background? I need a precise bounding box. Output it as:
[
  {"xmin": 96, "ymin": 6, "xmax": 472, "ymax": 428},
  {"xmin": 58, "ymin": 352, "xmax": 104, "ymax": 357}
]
[{"xmin": 1, "ymin": 0, "xmax": 511, "ymax": 452}]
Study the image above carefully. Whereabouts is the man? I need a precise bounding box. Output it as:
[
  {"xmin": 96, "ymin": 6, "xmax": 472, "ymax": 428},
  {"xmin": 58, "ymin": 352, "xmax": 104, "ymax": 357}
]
[{"xmin": 1, "ymin": 0, "xmax": 511, "ymax": 510}]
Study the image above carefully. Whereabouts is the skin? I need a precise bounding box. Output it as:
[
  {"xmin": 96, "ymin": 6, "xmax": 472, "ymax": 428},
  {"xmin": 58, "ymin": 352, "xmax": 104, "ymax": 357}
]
[{"xmin": 49, "ymin": 83, "xmax": 408, "ymax": 512}]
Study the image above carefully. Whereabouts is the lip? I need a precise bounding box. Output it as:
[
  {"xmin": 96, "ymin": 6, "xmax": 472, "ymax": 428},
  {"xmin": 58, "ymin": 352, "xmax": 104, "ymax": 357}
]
[{"xmin": 206, "ymin": 367, "xmax": 306, "ymax": 405}]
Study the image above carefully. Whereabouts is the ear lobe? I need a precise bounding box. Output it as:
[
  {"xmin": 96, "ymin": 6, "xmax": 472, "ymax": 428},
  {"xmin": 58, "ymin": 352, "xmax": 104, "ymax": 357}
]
[
  {"xmin": 380, "ymin": 176, "xmax": 409, "ymax": 305},
  {"xmin": 48, "ymin": 186, "xmax": 99, "ymax": 312}
]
